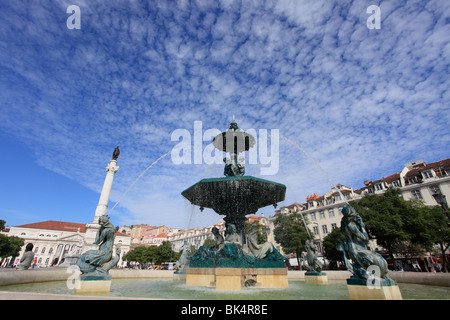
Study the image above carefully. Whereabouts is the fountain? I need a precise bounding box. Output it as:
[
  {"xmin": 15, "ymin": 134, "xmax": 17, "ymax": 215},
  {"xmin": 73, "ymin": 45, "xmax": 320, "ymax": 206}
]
[{"xmin": 181, "ymin": 120, "xmax": 288, "ymax": 290}]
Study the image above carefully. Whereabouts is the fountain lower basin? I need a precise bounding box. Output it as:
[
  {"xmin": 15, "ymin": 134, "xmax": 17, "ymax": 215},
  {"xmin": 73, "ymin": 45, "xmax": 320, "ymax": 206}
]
[{"xmin": 0, "ymin": 275, "xmax": 449, "ymax": 300}]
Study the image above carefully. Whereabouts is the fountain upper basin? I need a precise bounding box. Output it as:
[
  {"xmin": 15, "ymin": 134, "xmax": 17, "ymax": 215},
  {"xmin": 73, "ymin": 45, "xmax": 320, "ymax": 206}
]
[{"xmin": 181, "ymin": 176, "xmax": 286, "ymax": 217}]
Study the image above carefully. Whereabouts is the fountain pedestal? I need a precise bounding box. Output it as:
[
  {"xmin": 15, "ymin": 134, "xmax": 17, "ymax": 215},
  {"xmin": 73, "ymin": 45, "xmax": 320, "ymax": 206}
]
[
  {"xmin": 304, "ymin": 271, "xmax": 328, "ymax": 284},
  {"xmin": 186, "ymin": 267, "xmax": 288, "ymax": 290},
  {"xmin": 346, "ymin": 278, "xmax": 402, "ymax": 300},
  {"xmin": 76, "ymin": 274, "xmax": 112, "ymax": 295}
]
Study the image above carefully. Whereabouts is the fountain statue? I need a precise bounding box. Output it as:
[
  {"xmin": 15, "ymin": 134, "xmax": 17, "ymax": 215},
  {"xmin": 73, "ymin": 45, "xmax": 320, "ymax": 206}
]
[
  {"xmin": 182, "ymin": 120, "xmax": 288, "ymax": 289},
  {"xmin": 174, "ymin": 241, "xmax": 191, "ymax": 274},
  {"xmin": 337, "ymin": 206, "xmax": 402, "ymax": 299},
  {"xmin": 305, "ymin": 239, "xmax": 323, "ymax": 273},
  {"xmin": 76, "ymin": 215, "xmax": 121, "ymax": 293}
]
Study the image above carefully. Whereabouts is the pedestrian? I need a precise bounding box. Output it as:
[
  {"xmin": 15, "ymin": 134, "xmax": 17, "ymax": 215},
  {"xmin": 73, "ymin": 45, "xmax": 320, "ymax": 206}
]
[{"xmin": 16, "ymin": 243, "xmax": 35, "ymax": 270}]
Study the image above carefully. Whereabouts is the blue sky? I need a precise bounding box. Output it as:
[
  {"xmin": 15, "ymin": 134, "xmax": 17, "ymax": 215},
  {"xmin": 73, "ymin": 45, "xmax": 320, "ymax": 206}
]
[{"xmin": 0, "ymin": 0, "xmax": 449, "ymax": 229}]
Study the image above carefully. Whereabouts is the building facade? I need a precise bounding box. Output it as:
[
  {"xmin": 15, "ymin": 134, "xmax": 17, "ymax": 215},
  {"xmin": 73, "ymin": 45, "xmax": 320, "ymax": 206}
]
[
  {"xmin": 268, "ymin": 157, "xmax": 450, "ymax": 267},
  {"xmin": 2, "ymin": 220, "xmax": 131, "ymax": 268}
]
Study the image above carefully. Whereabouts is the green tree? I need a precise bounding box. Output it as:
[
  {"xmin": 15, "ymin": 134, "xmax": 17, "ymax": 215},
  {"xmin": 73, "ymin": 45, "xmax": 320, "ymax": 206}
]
[
  {"xmin": 155, "ymin": 241, "xmax": 173, "ymax": 264},
  {"xmin": 273, "ymin": 212, "xmax": 309, "ymax": 268},
  {"xmin": 0, "ymin": 220, "xmax": 25, "ymax": 260},
  {"xmin": 322, "ymin": 227, "xmax": 345, "ymax": 269},
  {"xmin": 423, "ymin": 205, "xmax": 450, "ymax": 272}
]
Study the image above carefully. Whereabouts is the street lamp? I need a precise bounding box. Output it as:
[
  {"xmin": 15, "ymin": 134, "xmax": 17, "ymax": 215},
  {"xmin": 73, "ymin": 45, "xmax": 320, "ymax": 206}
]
[{"xmin": 432, "ymin": 192, "xmax": 450, "ymax": 221}]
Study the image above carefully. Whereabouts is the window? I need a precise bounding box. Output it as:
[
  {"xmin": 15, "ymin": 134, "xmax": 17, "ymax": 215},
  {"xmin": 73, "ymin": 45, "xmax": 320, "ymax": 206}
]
[
  {"xmin": 34, "ymin": 247, "xmax": 39, "ymax": 253},
  {"xmin": 331, "ymin": 223, "xmax": 337, "ymax": 230},
  {"xmin": 334, "ymin": 194, "xmax": 341, "ymax": 201},
  {"xmin": 392, "ymin": 180, "xmax": 401, "ymax": 188},
  {"xmin": 328, "ymin": 209, "xmax": 335, "ymax": 218},
  {"xmin": 407, "ymin": 177, "xmax": 417, "ymax": 184},
  {"xmin": 313, "ymin": 226, "xmax": 319, "ymax": 236},
  {"xmin": 411, "ymin": 189, "xmax": 423, "ymax": 200},
  {"xmin": 422, "ymin": 170, "xmax": 433, "ymax": 179},
  {"xmin": 429, "ymin": 185, "xmax": 441, "ymax": 195},
  {"xmin": 308, "ymin": 201, "xmax": 314, "ymax": 209},
  {"xmin": 318, "ymin": 200, "xmax": 324, "ymax": 207},
  {"xmin": 41, "ymin": 247, "xmax": 46, "ymax": 254},
  {"xmin": 48, "ymin": 248, "xmax": 53, "ymax": 254},
  {"xmin": 319, "ymin": 210, "xmax": 325, "ymax": 219},
  {"xmin": 322, "ymin": 225, "xmax": 328, "ymax": 234},
  {"xmin": 375, "ymin": 184, "xmax": 383, "ymax": 191},
  {"xmin": 326, "ymin": 197, "xmax": 333, "ymax": 205},
  {"xmin": 338, "ymin": 207, "xmax": 344, "ymax": 215},
  {"xmin": 310, "ymin": 212, "xmax": 317, "ymax": 221}
]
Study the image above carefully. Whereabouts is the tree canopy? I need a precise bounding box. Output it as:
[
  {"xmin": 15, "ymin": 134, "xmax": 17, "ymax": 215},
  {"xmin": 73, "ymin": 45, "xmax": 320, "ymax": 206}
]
[
  {"xmin": 122, "ymin": 241, "xmax": 180, "ymax": 265},
  {"xmin": 273, "ymin": 212, "xmax": 310, "ymax": 268},
  {"xmin": 349, "ymin": 188, "xmax": 449, "ymax": 271},
  {"xmin": 0, "ymin": 219, "xmax": 25, "ymax": 260}
]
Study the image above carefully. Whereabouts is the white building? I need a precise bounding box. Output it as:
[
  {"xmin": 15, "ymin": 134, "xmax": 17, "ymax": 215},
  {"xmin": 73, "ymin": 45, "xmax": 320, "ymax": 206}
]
[
  {"xmin": 2, "ymin": 220, "xmax": 131, "ymax": 268},
  {"xmin": 168, "ymin": 223, "xmax": 226, "ymax": 252},
  {"xmin": 269, "ymin": 157, "xmax": 450, "ymax": 257}
]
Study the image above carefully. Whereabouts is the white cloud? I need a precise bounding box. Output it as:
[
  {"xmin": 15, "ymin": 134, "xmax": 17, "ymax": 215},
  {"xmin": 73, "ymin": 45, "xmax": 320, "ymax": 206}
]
[{"xmin": 0, "ymin": 0, "xmax": 449, "ymax": 228}]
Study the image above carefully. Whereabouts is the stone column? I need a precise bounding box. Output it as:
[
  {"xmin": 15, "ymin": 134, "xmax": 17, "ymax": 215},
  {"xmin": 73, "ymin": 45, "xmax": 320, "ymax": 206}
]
[
  {"xmin": 92, "ymin": 159, "xmax": 119, "ymax": 224},
  {"xmin": 84, "ymin": 159, "xmax": 119, "ymax": 251}
]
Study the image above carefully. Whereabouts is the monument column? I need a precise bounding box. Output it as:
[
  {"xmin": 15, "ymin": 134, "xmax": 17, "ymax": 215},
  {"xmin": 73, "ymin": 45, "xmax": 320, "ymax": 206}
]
[
  {"xmin": 92, "ymin": 159, "xmax": 119, "ymax": 224},
  {"xmin": 84, "ymin": 147, "xmax": 120, "ymax": 251}
]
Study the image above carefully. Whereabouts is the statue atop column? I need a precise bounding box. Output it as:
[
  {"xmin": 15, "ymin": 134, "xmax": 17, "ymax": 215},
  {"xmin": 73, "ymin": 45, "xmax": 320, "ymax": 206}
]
[{"xmin": 112, "ymin": 146, "xmax": 120, "ymax": 160}]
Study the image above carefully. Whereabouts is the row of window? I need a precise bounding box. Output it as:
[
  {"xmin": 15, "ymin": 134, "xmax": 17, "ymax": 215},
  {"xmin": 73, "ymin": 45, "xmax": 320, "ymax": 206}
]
[
  {"xmin": 410, "ymin": 184, "xmax": 442, "ymax": 200},
  {"xmin": 309, "ymin": 207, "xmax": 344, "ymax": 221},
  {"xmin": 33, "ymin": 243, "xmax": 76, "ymax": 256},
  {"xmin": 20, "ymin": 233, "xmax": 58, "ymax": 237},
  {"xmin": 312, "ymin": 223, "xmax": 338, "ymax": 236}
]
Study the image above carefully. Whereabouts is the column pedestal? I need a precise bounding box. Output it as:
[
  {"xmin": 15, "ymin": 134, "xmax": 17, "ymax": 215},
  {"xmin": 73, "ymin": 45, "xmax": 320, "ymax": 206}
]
[
  {"xmin": 304, "ymin": 271, "xmax": 328, "ymax": 284},
  {"xmin": 76, "ymin": 274, "xmax": 112, "ymax": 295},
  {"xmin": 346, "ymin": 278, "xmax": 402, "ymax": 300}
]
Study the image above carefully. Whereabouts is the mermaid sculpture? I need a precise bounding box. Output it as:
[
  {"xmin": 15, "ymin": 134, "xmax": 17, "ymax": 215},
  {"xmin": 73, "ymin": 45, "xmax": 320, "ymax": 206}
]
[
  {"xmin": 305, "ymin": 239, "xmax": 323, "ymax": 273},
  {"xmin": 337, "ymin": 206, "xmax": 395, "ymax": 286},
  {"xmin": 77, "ymin": 215, "xmax": 120, "ymax": 278}
]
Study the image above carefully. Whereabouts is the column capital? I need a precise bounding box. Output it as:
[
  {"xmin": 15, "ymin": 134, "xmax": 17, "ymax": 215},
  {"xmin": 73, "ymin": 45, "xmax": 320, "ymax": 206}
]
[{"xmin": 106, "ymin": 160, "xmax": 119, "ymax": 174}]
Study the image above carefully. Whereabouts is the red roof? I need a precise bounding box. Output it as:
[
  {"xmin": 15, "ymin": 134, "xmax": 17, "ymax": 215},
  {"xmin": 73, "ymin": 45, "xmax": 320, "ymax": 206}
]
[
  {"xmin": 15, "ymin": 220, "xmax": 87, "ymax": 233},
  {"xmin": 382, "ymin": 172, "xmax": 401, "ymax": 183}
]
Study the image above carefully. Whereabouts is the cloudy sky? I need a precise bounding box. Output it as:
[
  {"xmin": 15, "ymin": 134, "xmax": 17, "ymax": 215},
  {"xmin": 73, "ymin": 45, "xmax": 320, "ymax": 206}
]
[{"xmin": 0, "ymin": 0, "xmax": 449, "ymax": 230}]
